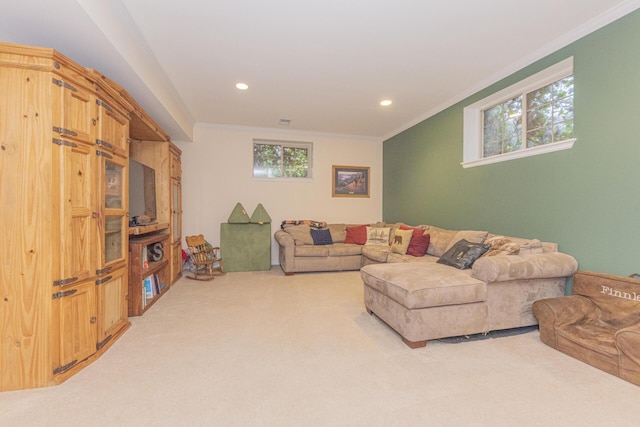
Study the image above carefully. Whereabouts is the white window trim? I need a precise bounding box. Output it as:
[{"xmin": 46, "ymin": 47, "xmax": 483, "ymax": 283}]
[
  {"xmin": 252, "ymin": 138, "xmax": 314, "ymax": 180},
  {"xmin": 462, "ymin": 57, "xmax": 575, "ymax": 169}
]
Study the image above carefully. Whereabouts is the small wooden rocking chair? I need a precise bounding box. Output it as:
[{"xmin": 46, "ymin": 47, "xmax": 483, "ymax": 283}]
[{"xmin": 185, "ymin": 234, "xmax": 224, "ymax": 281}]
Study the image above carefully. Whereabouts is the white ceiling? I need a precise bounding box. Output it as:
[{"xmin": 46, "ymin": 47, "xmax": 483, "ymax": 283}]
[{"xmin": 1, "ymin": 0, "xmax": 639, "ymax": 141}]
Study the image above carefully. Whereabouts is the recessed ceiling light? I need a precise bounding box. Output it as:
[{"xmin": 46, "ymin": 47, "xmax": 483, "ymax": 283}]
[
  {"xmin": 235, "ymin": 82, "xmax": 249, "ymax": 90},
  {"xmin": 380, "ymin": 99, "xmax": 393, "ymax": 106},
  {"xmin": 279, "ymin": 119, "xmax": 291, "ymax": 126}
]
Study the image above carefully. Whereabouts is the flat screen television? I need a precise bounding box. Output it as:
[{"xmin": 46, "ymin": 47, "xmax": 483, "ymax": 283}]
[{"xmin": 129, "ymin": 159, "xmax": 157, "ymax": 226}]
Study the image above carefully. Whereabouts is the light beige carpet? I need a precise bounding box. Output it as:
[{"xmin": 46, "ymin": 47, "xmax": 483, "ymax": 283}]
[{"xmin": 1, "ymin": 268, "xmax": 639, "ymax": 426}]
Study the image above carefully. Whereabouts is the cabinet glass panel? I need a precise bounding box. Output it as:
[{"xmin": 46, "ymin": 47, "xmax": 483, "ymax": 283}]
[
  {"xmin": 172, "ymin": 181, "xmax": 180, "ymax": 240},
  {"xmin": 105, "ymin": 161, "xmax": 123, "ymax": 209},
  {"xmin": 104, "ymin": 215, "xmax": 123, "ymax": 264}
]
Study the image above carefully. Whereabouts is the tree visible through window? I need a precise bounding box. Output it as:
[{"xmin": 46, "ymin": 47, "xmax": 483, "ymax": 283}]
[
  {"xmin": 253, "ymin": 140, "xmax": 312, "ymax": 178},
  {"xmin": 482, "ymin": 76, "xmax": 574, "ymax": 158},
  {"xmin": 463, "ymin": 58, "xmax": 576, "ymax": 168}
]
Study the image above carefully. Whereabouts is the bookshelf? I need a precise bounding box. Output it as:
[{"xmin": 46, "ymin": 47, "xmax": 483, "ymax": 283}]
[{"xmin": 128, "ymin": 230, "xmax": 171, "ymax": 316}]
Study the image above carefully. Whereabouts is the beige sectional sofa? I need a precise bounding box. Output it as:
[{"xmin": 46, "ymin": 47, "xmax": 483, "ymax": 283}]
[{"xmin": 274, "ymin": 221, "xmax": 578, "ymax": 348}]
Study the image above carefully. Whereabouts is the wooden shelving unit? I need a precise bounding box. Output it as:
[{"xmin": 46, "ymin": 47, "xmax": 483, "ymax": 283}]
[
  {"xmin": 128, "ymin": 222, "xmax": 170, "ymax": 236},
  {"xmin": 129, "ymin": 140, "xmax": 182, "ymax": 285},
  {"xmin": 128, "ymin": 230, "xmax": 171, "ymax": 316}
]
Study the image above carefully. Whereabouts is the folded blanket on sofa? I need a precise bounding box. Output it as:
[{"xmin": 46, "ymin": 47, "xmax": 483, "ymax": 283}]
[{"xmin": 281, "ymin": 219, "xmax": 327, "ymax": 229}]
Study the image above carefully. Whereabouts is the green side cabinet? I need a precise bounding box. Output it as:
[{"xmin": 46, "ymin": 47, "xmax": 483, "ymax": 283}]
[{"xmin": 220, "ymin": 223, "xmax": 272, "ymax": 272}]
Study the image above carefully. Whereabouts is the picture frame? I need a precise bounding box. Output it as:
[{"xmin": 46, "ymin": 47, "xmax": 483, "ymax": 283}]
[{"xmin": 332, "ymin": 165, "xmax": 370, "ymax": 198}]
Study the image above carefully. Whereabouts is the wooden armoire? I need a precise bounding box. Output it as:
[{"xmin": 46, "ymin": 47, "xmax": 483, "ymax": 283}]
[{"xmin": 0, "ymin": 42, "xmax": 180, "ymax": 391}]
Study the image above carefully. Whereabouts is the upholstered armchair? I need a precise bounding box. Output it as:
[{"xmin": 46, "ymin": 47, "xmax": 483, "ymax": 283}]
[{"xmin": 533, "ymin": 271, "xmax": 640, "ymax": 386}]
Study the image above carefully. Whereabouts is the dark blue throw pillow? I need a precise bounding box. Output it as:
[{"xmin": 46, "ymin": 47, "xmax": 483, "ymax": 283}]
[{"xmin": 311, "ymin": 228, "xmax": 333, "ymax": 245}]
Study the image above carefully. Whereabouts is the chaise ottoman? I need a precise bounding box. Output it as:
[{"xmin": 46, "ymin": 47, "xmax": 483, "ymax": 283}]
[{"xmin": 361, "ymin": 262, "xmax": 488, "ymax": 348}]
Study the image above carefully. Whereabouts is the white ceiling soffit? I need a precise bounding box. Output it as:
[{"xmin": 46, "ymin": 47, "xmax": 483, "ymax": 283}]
[
  {"xmin": 0, "ymin": 0, "xmax": 194, "ymax": 141},
  {"xmin": 1, "ymin": 1, "xmax": 640, "ymax": 141},
  {"xmin": 75, "ymin": 0, "xmax": 195, "ymax": 141}
]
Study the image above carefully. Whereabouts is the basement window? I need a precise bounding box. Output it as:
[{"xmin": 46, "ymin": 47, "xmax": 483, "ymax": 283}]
[
  {"xmin": 462, "ymin": 57, "xmax": 575, "ymax": 168},
  {"xmin": 253, "ymin": 139, "xmax": 313, "ymax": 179}
]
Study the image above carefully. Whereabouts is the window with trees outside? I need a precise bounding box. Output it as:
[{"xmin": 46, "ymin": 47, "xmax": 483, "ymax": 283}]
[
  {"xmin": 253, "ymin": 139, "xmax": 312, "ymax": 179},
  {"xmin": 462, "ymin": 57, "xmax": 575, "ymax": 168}
]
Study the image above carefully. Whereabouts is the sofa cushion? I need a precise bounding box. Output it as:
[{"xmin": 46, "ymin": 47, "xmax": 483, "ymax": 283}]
[
  {"xmin": 472, "ymin": 252, "xmax": 578, "ymax": 282},
  {"xmin": 327, "ymin": 244, "xmax": 363, "ymax": 256},
  {"xmin": 390, "ymin": 228, "xmax": 413, "ymax": 255},
  {"xmin": 437, "ymin": 239, "xmax": 490, "ymax": 269},
  {"xmin": 399, "ymin": 224, "xmax": 425, "ymax": 238},
  {"xmin": 444, "ymin": 230, "xmax": 488, "ymax": 252},
  {"xmin": 284, "ymin": 224, "xmax": 314, "ymax": 245},
  {"xmin": 425, "ymin": 226, "xmax": 459, "ymax": 257},
  {"xmin": 360, "ymin": 263, "xmax": 486, "ymax": 309},
  {"xmin": 311, "ymin": 228, "xmax": 333, "ymax": 245},
  {"xmin": 387, "ymin": 252, "xmax": 437, "ymax": 263},
  {"xmin": 295, "ymin": 245, "xmax": 329, "ymax": 257},
  {"xmin": 365, "ymin": 226, "xmax": 390, "ymax": 246},
  {"xmin": 327, "ymin": 224, "xmax": 347, "ymax": 243},
  {"xmin": 557, "ymin": 321, "xmax": 619, "ymax": 357},
  {"xmin": 344, "ymin": 224, "xmax": 368, "ymax": 245},
  {"xmin": 362, "ymin": 245, "xmax": 391, "ymax": 262}
]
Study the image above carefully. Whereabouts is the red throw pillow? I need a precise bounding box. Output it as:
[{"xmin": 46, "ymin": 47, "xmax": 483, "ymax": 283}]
[
  {"xmin": 400, "ymin": 224, "xmax": 425, "ymax": 238},
  {"xmin": 406, "ymin": 233, "xmax": 430, "ymax": 257},
  {"xmin": 400, "ymin": 225, "xmax": 427, "ymax": 256},
  {"xmin": 344, "ymin": 224, "xmax": 368, "ymax": 245}
]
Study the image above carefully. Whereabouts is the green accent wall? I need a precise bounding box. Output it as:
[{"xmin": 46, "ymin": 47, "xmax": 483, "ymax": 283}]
[{"xmin": 383, "ymin": 10, "xmax": 640, "ymax": 277}]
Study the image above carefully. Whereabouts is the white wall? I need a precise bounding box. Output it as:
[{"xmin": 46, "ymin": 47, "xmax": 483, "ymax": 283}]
[{"xmin": 176, "ymin": 124, "xmax": 383, "ymax": 264}]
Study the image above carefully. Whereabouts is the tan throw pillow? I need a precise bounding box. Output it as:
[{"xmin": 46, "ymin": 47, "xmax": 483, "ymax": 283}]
[
  {"xmin": 426, "ymin": 226, "xmax": 459, "ymax": 257},
  {"xmin": 284, "ymin": 224, "xmax": 314, "ymax": 246},
  {"xmin": 390, "ymin": 228, "xmax": 413, "ymax": 255},
  {"xmin": 444, "ymin": 230, "xmax": 489, "ymax": 252},
  {"xmin": 327, "ymin": 224, "xmax": 347, "ymax": 243},
  {"xmin": 482, "ymin": 235, "xmax": 520, "ymax": 257},
  {"xmin": 365, "ymin": 226, "xmax": 390, "ymax": 246}
]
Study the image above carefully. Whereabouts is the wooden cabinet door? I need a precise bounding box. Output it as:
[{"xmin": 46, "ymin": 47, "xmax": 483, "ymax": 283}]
[
  {"xmin": 52, "ymin": 280, "xmax": 97, "ymax": 377},
  {"xmin": 52, "ymin": 76, "xmax": 93, "ymax": 144},
  {"xmin": 96, "ymin": 152, "xmax": 128, "ymax": 272},
  {"xmin": 52, "ymin": 74, "xmax": 98, "ymax": 285},
  {"xmin": 53, "ymin": 134, "xmax": 97, "ymax": 285},
  {"xmin": 96, "ymin": 267, "xmax": 128, "ymax": 350},
  {"xmin": 171, "ymin": 241, "xmax": 182, "ymax": 284},
  {"xmin": 95, "ymin": 98, "xmax": 129, "ymax": 158},
  {"xmin": 170, "ymin": 178, "xmax": 181, "ymax": 244},
  {"xmin": 169, "ymin": 177, "xmax": 182, "ymax": 284},
  {"xmin": 170, "ymin": 149, "xmax": 181, "ymax": 179}
]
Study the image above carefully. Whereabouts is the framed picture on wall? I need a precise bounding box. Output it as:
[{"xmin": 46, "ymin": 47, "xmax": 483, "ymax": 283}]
[{"xmin": 332, "ymin": 165, "xmax": 370, "ymax": 198}]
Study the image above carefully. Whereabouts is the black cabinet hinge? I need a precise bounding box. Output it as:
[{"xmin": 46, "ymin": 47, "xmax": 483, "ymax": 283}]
[
  {"xmin": 52, "ymin": 77, "xmax": 77, "ymax": 92},
  {"xmin": 53, "ymin": 126, "xmax": 78, "ymax": 137},
  {"xmin": 95, "ymin": 139, "xmax": 113, "ymax": 150},
  {"xmin": 96, "ymin": 150, "xmax": 113, "ymax": 159},
  {"xmin": 52, "ymin": 138, "xmax": 78, "ymax": 148},
  {"xmin": 53, "ymin": 277, "xmax": 78, "ymax": 287},
  {"xmin": 96, "ymin": 335, "xmax": 113, "ymax": 351},
  {"xmin": 52, "ymin": 289, "xmax": 78, "ymax": 299},
  {"xmin": 96, "ymin": 99, "xmax": 113, "ymax": 113},
  {"xmin": 95, "ymin": 275, "xmax": 113, "ymax": 286},
  {"xmin": 53, "ymin": 359, "xmax": 78, "ymax": 375},
  {"xmin": 96, "ymin": 266, "xmax": 113, "ymax": 276}
]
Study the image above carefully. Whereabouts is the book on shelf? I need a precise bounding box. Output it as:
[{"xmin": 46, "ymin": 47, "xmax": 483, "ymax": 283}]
[
  {"xmin": 142, "ymin": 245, "xmax": 149, "ymax": 269},
  {"xmin": 144, "ymin": 276, "xmax": 154, "ymax": 300}
]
